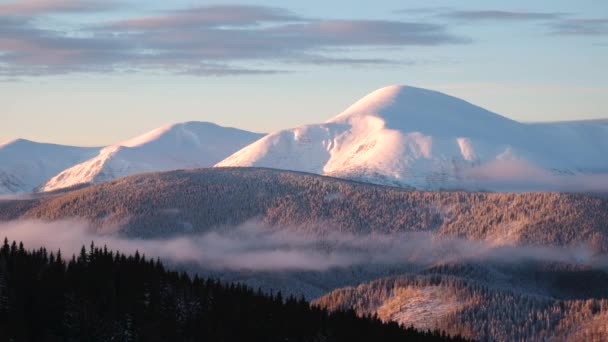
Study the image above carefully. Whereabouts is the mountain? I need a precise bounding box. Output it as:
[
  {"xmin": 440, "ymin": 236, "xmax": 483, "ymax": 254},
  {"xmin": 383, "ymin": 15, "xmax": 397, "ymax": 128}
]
[
  {"xmin": 0, "ymin": 139, "xmax": 99, "ymax": 195},
  {"xmin": 39, "ymin": 122, "xmax": 263, "ymax": 192},
  {"xmin": 217, "ymin": 85, "xmax": 608, "ymax": 190},
  {"xmin": 3, "ymin": 168, "xmax": 608, "ymax": 251},
  {"xmin": 2, "ymin": 167, "xmax": 608, "ymax": 341}
]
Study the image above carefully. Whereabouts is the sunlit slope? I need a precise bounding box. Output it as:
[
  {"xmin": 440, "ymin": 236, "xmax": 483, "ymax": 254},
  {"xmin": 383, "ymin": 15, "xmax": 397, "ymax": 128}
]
[
  {"xmin": 40, "ymin": 122, "xmax": 263, "ymax": 191},
  {"xmin": 1, "ymin": 167, "xmax": 607, "ymax": 250},
  {"xmin": 218, "ymin": 85, "xmax": 608, "ymax": 190}
]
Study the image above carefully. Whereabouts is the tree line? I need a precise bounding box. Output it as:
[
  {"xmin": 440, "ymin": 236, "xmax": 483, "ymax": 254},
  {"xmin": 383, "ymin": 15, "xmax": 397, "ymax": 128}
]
[{"xmin": 0, "ymin": 238, "xmax": 470, "ymax": 342}]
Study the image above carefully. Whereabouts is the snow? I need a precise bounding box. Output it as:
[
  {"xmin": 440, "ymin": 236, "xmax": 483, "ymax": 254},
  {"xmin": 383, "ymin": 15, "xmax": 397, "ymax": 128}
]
[
  {"xmin": 39, "ymin": 122, "xmax": 263, "ymax": 192},
  {"xmin": 217, "ymin": 85, "xmax": 608, "ymax": 190},
  {"xmin": 5, "ymin": 85, "xmax": 607, "ymax": 194},
  {"xmin": 0, "ymin": 139, "xmax": 99, "ymax": 194},
  {"xmin": 376, "ymin": 286, "xmax": 464, "ymax": 330}
]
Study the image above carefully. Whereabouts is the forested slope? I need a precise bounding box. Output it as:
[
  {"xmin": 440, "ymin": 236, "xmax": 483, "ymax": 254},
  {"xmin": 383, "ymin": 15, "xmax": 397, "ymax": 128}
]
[
  {"xmin": 0, "ymin": 239, "xmax": 470, "ymax": 342},
  {"xmin": 314, "ymin": 268, "xmax": 608, "ymax": 342},
  {"xmin": 1, "ymin": 167, "xmax": 607, "ymax": 250}
]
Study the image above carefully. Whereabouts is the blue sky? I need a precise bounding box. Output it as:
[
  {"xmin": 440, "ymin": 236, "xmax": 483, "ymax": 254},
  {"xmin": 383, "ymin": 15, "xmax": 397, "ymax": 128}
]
[{"xmin": 1, "ymin": 0, "xmax": 607, "ymax": 146}]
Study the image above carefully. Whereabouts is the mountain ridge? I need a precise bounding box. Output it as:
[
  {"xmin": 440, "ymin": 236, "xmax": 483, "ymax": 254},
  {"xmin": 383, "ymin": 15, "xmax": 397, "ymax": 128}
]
[
  {"xmin": 3, "ymin": 167, "xmax": 607, "ymax": 251},
  {"xmin": 39, "ymin": 121, "xmax": 264, "ymax": 192},
  {"xmin": 218, "ymin": 85, "xmax": 608, "ymax": 190},
  {"xmin": 0, "ymin": 139, "xmax": 100, "ymax": 194}
]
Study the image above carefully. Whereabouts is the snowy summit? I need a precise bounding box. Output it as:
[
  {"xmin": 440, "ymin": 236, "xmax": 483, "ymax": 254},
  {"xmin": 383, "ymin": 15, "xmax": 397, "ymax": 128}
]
[
  {"xmin": 217, "ymin": 85, "xmax": 608, "ymax": 189},
  {"xmin": 39, "ymin": 122, "xmax": 263, "ymax": 192}
]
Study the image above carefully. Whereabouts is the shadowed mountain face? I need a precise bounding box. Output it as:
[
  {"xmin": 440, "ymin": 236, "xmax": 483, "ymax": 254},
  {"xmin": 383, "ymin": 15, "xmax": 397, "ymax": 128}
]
[
  {"xmin": 1, "ymin": 167, "xmax": 608, "ymax": 251},
  {"xmin": 0, "ymin": 139, "xmax": 99, "ymax": 194}
]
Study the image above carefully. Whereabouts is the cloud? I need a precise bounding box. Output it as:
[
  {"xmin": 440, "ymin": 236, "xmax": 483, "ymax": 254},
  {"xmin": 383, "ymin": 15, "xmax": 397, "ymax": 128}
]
[
  {"xmin": 0, "ymin": 15, "xmax": 129, "ymax": 76},
  {"xmin": 461, "ymin": 159, "xmax": 608, "ymax": 192},
  {"xmin": 105, "ymin": 5, "xmax": 301, "ymax": 30},
  {"xmin": 0, "ymin": 4, "xmax": 468, "ymax": 77},
  {"xmin": 176, "ymin": 64, "xmax": 287, "ymax": 77},
  {"xmin": 0, "ymin": 193, "xmax": 38, "ymax": 200},
  {"xmin": 442, "ymin": 10, "xmax": 564, "ymax": 21},
  {"xmin": 549, "ymin": 18, "xmax": 608, "ymax": 36},
  {"xmin": 0, "ymin": 219, "xmax": 606, "ymax": 272},
  {"xmin": 294, "ymin": 55, "xmax": 403, "ymax": 66},
  {"xmin": 0, "ymin": 0, "xmax": 115, "ymax": 15},
  {"xmin": 399, "ymin": 7, "xmax": 608, "ymax": 37}
]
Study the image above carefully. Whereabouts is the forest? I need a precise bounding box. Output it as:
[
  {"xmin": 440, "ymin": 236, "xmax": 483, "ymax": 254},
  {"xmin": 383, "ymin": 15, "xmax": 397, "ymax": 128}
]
[
  {"xmin": 0, "ymin": 238, "xmax": 470, "ymax": 342},
  {"xmin": 315, "ymin": 266, "xmax": 608, "ymax": 341},
  {"xmin": 1, "ymin": 167, "xmax": 607, "ymax": 251},
  {"xmin": 2, "ymin": 168, "xmax": 608, "ymax": 341}
]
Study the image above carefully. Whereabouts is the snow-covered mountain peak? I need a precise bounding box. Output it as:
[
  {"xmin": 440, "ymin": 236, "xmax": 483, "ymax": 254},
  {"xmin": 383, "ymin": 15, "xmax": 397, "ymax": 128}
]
[
  {"xmin": 0, "ymin": 138, "xmax": 39, "ymax": 149},
  {"xmin": 0, "ymin": 139, "xmax": 100, "ymax": 194},
  {"xmin": 118, "ymin": 121, "xmax": 225, "ymax": 148},
  {"xmin": 328, "ymin": 84, "xmax": 408, "ymax": 122},
  {"xmin": 0, "ymin": 138, "xmax": 23, "ymax": 147},
  {"xmin": 39, "ymin": 121, "xmax": 264, "ymax": 192},
  {"xmin": 329, "ymin": 85, "xmax": 522, "ymax": 140},
  {"xmin": 218, "ymin": 85, "xmax": 608, "ymax": 190}
]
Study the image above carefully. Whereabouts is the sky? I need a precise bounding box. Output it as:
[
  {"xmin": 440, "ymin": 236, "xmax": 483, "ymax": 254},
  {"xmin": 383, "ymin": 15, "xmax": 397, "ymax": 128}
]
[{"xmin": 0, "ymin": 0, "xmax": 607, "ymax": 146}]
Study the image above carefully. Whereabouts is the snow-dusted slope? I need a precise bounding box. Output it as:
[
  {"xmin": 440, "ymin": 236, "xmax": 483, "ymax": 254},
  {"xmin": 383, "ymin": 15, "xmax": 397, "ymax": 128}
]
[
  {"xmin": 217, "ymin": 85, "xmax": 608, "ymax": 190},
  {"xmin": 40, "ymin": 122, "xmax": 263, "ymax": 192},
  {"xmin": 0, "ymin": 139, "xmax": 99, "ymax": 194}
]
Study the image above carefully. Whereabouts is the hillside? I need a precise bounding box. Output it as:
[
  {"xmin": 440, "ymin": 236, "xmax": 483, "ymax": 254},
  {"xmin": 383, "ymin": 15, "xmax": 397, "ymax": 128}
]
[
  {"xmin": 217, "ymin": 85, "xmax": 608, "ymax": 190},
  {"xmin": 39, "ymin": 122, "xmax": 263, "ymax": 192},
  {"xmin": 3, "ymin": 168, "xmax": 608, "ymax": 341},
  {"xmin": 314, "ymin": 262, "xmax": 608, "ymax": 342},
  {"xmin": 2, "ymin": 167, "xmax": 608, "ymax": 251},
  {"xmin": 0, "ymin": 240, "xmax": 469, "ymax": 342}
]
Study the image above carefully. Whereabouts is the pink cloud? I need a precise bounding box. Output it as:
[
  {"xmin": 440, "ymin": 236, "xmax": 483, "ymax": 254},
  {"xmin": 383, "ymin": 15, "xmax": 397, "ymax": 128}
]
[{"xmin": 0, "ymin": 0, "xmax": 112, "ymax": 15}]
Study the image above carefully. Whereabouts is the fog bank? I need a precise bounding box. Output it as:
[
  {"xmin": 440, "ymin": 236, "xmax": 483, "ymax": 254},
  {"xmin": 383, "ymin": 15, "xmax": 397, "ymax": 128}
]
[{"xmin": 0, "ymin": 219, "xmax": 605, "ymax": 271}]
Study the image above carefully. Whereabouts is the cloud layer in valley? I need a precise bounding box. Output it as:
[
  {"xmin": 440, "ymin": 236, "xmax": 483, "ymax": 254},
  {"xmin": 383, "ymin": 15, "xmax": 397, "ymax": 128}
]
[
  {"xmin": 0, "ymin": 219, "xmax": 605, "ymax": 272},
  {"xmin": 460, "ymin": 159, "xmax": 608, "ymax": 192}
]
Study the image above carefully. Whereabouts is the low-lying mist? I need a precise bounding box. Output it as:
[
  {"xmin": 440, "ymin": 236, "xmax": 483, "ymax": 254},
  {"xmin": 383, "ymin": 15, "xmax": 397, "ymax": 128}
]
[
  {"xmin": 0, "ymin": 219, "xmax": 606, "ymax": 272},
  {"xmin": 461, "ymin": 159, "xmax": 608, "ymax": 192}
]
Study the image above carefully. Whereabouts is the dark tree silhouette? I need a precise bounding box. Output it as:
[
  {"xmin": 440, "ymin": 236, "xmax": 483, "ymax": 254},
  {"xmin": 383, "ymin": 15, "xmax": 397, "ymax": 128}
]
[{"xmin": 0, "ymin": 238, "xmax": 470, "ymax": 342}]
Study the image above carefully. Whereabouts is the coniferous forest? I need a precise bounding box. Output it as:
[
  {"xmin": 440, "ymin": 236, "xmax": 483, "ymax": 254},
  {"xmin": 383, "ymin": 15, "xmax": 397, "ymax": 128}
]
[
  {"xmin": 3, "ymin": 168, "xmax": 607, "ymax": 251},
  {"xmin": 0, "ymin": 239, "xmax": 470, "ymax": 342}
]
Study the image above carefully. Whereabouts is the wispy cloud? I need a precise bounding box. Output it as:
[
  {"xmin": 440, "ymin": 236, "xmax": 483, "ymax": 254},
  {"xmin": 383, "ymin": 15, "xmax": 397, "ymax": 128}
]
[
  {"xmin": 549, "ymin": 18, "xmax": 608, "ymax": 36},
  {"xmin": 176, "ymin": 64, "xmax": 287, "ymax": 77},
  {"xmin": 0, "ymin": 220, "xmax": 605, "ymax": 272},
  {"xmin": 105, "ymin": 5, "xmax": 301, "ymax": 30},
  {"xmin": 461, "ymin": 159, "xmax": 608, "ymax": 192},
  {"xmin": 399, "ymin": 7, "xmax": 608, "ymax": 37},
  {"xmin": 0, "ymin": 4, "xmax": 467, "ymax": 77},
  {"xmin": 0, "ymin": 0, "xmax": 116, "ymax": 15},
  {"xmin": 441, "ymin": 10, "xmax": 565, "ymax": 22}
]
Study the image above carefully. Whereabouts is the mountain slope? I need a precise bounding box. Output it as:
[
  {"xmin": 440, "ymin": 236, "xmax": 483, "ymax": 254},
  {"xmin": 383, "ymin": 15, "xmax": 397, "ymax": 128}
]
[
  {"xmin": 0, "ymin": 241, "xmax": 468, "ymax": 342},
  {"xmin": 0, "ymin": 139, "xmax": 99, "ymax": 194},
  {"xmin": 217, "ymin": 85, "xmax": 608, "ymax": 190},
  {"xmin": 3, "ymin": 168, "xmax": 608, "ymax": 251},
  {"xmin": 314, "ymin": 266, "xmax": 608, "ymax": 342},
  {"xmin": 39, "ymin": 122, "xmax": 263, "ymax": 192}
]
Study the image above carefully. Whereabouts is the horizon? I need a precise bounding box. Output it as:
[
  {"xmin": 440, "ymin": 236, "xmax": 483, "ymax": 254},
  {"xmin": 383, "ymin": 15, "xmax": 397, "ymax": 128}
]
[
  {"xmin": 1, "ymin": 0, "xmax": 607, "ymax": 146},
  {"xmin": 3, "ymin": 83, "xmax": 607, "ymax": 147}
]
